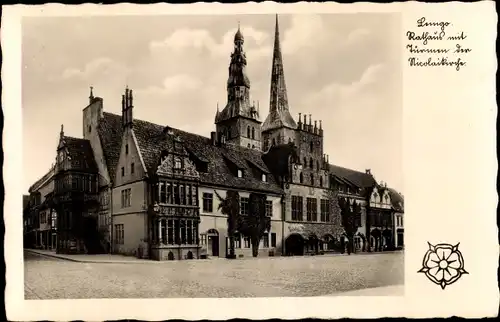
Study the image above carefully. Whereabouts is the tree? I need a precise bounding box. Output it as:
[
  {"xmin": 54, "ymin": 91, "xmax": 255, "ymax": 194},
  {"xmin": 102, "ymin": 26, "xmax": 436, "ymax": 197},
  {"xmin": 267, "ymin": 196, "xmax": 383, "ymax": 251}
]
[
  {"xmin": 339, "ymin": 197, "xmax": 362, "ymax": 255},
  {"xmin": 214, "ymin": 190, "xmax": 240, "ymax": 259},
  {"xmin": 323, "ymin": 188, "xmax": 344, "ymax": 250},
  {"xmin": 239, "ymin": 193, "xmax": 270, "ymax": 257}
]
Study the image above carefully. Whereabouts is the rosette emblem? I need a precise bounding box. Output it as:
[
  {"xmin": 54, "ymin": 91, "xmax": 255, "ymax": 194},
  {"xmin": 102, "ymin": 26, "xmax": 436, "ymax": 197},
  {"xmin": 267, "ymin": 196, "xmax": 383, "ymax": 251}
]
[{"xmin": 418, "ymin": 242, "xmax": 468, "ymax": 289}]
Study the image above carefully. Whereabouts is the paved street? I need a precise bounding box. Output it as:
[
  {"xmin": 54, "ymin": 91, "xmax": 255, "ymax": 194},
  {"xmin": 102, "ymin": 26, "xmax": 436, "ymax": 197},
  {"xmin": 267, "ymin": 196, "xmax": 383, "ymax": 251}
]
[{"xmin": 24, "ymin": 250, "xmax": 404, "ymax": 299}]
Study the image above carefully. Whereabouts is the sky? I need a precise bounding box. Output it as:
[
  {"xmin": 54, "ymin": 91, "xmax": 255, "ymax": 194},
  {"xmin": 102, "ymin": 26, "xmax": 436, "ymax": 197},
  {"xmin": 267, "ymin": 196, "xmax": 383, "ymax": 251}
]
[{"xmin": 22, "ymin": 13, "xmax": 402, "ymax": 194}]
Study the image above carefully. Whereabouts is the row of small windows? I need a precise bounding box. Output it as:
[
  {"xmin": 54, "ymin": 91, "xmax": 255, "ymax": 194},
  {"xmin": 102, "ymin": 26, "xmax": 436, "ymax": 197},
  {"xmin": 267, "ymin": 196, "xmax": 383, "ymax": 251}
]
[
  {"xmin": 157, "ymin": 181, "xmax": 198, "ymax": 206},
  {"xmin": 55, "ymin": 174, "xmax": 98, "ymax": 193},
  {"xmin": 298, "ymin": 173, "xmax": 324, "ymax": 187},
  {"xmin": 291, "ymin": 196, "xmax": 331, "ymax": 222},
  {"xmin": 121, "ymin": 163, "xmax": 135, "ymax": 177},
  {"xmin": 202, "ymin": 193, "xmax": 273, "ymax": 216},
  {"xmin": 303, "ymin": 157, "xmax": 321, "ymax": 171},
  {"xmin": 151, "ymin": 218, "xmax": 199, "ymax": 245},
  {"xmin": 246, "ymin": 126, "xmax": 256, "ymax": 139}
]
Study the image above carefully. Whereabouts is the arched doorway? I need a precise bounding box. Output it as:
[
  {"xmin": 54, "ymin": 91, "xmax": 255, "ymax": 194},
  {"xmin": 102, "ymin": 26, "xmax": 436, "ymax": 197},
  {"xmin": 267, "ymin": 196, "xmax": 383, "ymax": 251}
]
[
  {"xmin": 207, "ymin": 229, "xmax": 219, "ymax": 257},
  {"xmin": 285, "ymin": 233, "xmax": 304, "ymax": 256}
]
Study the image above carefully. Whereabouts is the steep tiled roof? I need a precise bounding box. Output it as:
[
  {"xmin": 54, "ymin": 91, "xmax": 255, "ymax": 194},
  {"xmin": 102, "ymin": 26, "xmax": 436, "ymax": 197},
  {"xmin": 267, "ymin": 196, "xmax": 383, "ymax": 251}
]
[
  {"xmin": 63, "ymin": 136, "xmax": 98, "ymax": 173},
  {"xmin": 97, "ymin": 112, "xmax": 378, "ymax": 197},
  {"xmin": 28, "ymin": 166, "xmax": 55, "ymax": 193},
  {"xmin": 387, "ymin": 187, "xmax": 404, "ymax": 212},
  {"xmin": 328, "ymin": 164, "xmax": 376, "ymax": 189},
  {"xmin": 97, "ymin": 112, "xmax": 123, "ymax": 182},
  {"xmin": 129, "ymin": 115, "xmax": 284, "ymax": 195}
]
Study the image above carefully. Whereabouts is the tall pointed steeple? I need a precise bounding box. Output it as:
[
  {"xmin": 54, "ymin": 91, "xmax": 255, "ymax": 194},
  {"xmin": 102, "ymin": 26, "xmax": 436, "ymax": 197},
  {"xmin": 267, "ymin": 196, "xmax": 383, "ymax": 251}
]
[{"xmin": 262, "ymin": 14, "xmax": 297, "ymax": 133}]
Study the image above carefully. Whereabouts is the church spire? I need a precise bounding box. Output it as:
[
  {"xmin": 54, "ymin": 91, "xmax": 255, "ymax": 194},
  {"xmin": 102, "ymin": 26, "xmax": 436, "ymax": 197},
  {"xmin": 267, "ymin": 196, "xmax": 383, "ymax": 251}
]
[
  {"xmin": 262, "ymin": 14, "xmax": 297, "ymax": 133},
  {"xmin": 270, "ymin": 14, "xmax": 289, "ymax": 113}
]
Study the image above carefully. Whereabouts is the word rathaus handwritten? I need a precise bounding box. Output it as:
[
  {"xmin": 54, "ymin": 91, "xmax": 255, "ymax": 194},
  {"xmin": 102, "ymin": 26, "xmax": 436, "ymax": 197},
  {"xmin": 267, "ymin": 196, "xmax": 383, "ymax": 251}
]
[{"xmin": 406, "ymin": 17, "xmax": 471, "ymax": 71}]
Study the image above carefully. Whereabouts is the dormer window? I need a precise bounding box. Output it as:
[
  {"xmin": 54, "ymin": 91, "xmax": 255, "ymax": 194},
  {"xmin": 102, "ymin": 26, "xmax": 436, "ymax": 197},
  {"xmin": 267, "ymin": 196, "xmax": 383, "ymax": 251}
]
[
  {"xmin": 174, "ymin": 157, "xmax": 182, "ymax": 170},
  {"xmin": 262, "ymin": 173, "xmax": 267, "ymax": 182},
  {"xmin": 237, "ymin": 169, "xmax": 243, "ymax": 178}
]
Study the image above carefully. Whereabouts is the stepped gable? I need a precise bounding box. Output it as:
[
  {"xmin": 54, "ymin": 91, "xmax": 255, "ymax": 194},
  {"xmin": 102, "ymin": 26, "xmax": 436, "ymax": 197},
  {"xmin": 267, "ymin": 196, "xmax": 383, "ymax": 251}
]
[
  {"xmin": 62, "ymin": 136, "xmax": 98, "ymax": 173},
  {"xmin": 97, "ymin": 112, "xmax": 123, "ymax": 182},
  {"xmin": 114, "ymin": 114, "xmax": 283, "ymax": 195},
  {"xmin": 328, "ymin": 164, "xmax": 376, "ymax": 189}
]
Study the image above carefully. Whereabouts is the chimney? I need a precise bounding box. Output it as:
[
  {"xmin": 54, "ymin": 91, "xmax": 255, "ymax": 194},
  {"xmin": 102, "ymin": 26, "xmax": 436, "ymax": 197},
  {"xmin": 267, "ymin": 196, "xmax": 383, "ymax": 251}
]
[
  {"xmin": 298, "ymin": 113, "xmax": 302, "ymax": 129},
  {"xmin": 366, "ymin": 169, "xmax": 371, "ymax": 175},
  {"xmin": 314, "ymin": 120, "xmax": 317, "ymax": 134},
  {"xmin": 121, "ymin": 94, "xmax": 126, "ymax": 127},
  {"xmin": 128, "ymin": 89, "xmax": 134, "ymax": 128},
  {"xmin": 210, "ymin": 131, "xmax": 217, "ymax": 145}
]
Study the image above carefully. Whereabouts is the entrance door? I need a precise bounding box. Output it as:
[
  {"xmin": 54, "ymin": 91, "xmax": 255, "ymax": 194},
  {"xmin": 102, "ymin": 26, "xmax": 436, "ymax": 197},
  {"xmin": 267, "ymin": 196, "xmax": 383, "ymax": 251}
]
[{"xmin": 207, "ymin": 229, "xmax": 219, "ymax": 257}]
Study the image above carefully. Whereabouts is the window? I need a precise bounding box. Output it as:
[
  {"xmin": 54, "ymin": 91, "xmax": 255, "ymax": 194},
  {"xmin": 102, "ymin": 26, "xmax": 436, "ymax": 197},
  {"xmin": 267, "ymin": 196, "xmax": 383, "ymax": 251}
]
[
  {"xmin": 265, "ymin": 200, "xmax": 273, "ymax": 217},
  {"xmin": 200, "ymin": 234, "xmax": 207, "ymax": 245},
  {"xmin": 159, "ymin": 182, "xmax": 166, "ymax": 203},
  {"xmin": 262, "ymin": 174, "xmax": 267, "ymax": 182},
  {"xmin": 234, "ymin": 233, "xmax": 242, "ymax": 248},
  {"xmin": 240, "ymin": 197, "xmax": 249, "ymax": 215},
  {"xmin": 125, "ymin": 144, "xmax": 129, "ymax": 154},
  {"xmin": 310, "ymin": 174, "xmax": 314, "ymax": 186},
  {"xmin": 131, "ymin": 163, "xmax": 135, "ymax": 174},
  {"xmin": 309, "ymin": 158, "xmax": 313, "ymax": 168},
  {"xmin": 401, "ymin": 216, "xmax": 403, "ymax": 226},
  {"xmin": 237, "ymin": 169, "xmax": 243, "ymax": 178},
  {"xmin": 310, "ymin": 141, "xmax": 313, "ymax": 153},
  {"xmin": 303, "ymin": 157, "xmax": 307, "ymax": 167},
  {"xmin": 167, "ymin": 220, "xmax": 174, "ymax": 244},
  {"xmin": 167, "ymin": 183, "xmax": 173, "ymax": 204},
  {"xmin": 202, "ymin": 193, "xmax": 213, "ymax": 213},
  {"xmin": 88, "ymin": 125, "xmax": 92, "ymax": 133},
  {"xmin": 187, "ymin": 184, "xmax": 192, "ymax": 205},
  {"xmin": 320, "ymin": 199, "xmax": 330, "ymax": 222},
  {"xmin": 271, "ymin": 233, "xmax": 277, "ymax": 247},
  {"xmin": 114, "ymin": 224, "xmax": 124, "ymax": 244},
  {"xmin": 247, "ymin": 126, "xmax": 251, "ymax": 138},
  {"xmin": 319, "ymin": 176, "xmax": 323, "ymax": 187},
  {"xmin": 173, "ymin": 184, "xmax": 179, "ymax": 204},
  {"xmin": 247, "ymin": 144, "xmax": 251, "ymax": 148},
  {"xmin": 291, "ymin": 196, "xmax": 303, "ymax": 221},
  {"xmin": 180, "ymin": 220, "xmax": 186, "ymax": 244},
  {"xmin": 121, "ymin": 167, "xmax": 125, "ymax": 177},
  {"xmin": 98, "ymin": 212, "xmax": 107, "ymax": 227},
  {"xmin": 174, "ymin": 157, "xmax": 182, "ymax": 169},
  {"xmin": 263, "ymin": 233, "xmax": 269, "ymax": 248},
  {"xmin": 180, "ymin": 184, "xmax": 185, "ymax": 205},
  {"xmin": 307, "ymin": 198, "xmax": 318, "ymax": 222},
  {"xmin": 299, "ymin": 172, "xmax": 303, "ymax": 184},
  {"xmin": 251, "ymin": 127, "xmax": 255, "ymax": 139},
  {"xmin": 252, "ymin": 145, "xmax": 255, "ymax": 149},
  {"xmin": 121, "ymin": 189, "xmax": 131, "ymax": 208}
]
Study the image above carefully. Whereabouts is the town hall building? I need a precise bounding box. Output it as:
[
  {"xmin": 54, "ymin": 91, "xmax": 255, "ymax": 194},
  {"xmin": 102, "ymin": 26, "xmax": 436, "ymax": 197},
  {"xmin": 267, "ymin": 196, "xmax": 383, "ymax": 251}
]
[{"xmin": 24, "ymin": 16, "xmax": 404, "ymax": 260}]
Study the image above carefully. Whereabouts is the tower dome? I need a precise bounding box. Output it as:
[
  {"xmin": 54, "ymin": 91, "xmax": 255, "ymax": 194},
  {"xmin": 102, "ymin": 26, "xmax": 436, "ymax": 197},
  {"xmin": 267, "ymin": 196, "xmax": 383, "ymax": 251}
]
[{"xmin": 234, "ymin": 26, "xmax": 244, "ymax": 43}]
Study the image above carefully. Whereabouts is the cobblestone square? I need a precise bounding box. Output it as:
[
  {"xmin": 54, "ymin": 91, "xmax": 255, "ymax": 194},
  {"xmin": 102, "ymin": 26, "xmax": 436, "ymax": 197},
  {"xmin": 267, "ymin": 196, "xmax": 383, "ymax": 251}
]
[{"xmin": 24, "ymin": 251, "xmax": 404, "ymax": 299}]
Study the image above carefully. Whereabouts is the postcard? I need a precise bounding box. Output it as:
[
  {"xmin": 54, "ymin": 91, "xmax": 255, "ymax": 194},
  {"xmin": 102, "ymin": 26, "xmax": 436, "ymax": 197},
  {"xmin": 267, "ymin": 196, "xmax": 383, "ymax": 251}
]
[{"xmin": 2, "ymin": 1, "xmax": 498, "ymax": 320}]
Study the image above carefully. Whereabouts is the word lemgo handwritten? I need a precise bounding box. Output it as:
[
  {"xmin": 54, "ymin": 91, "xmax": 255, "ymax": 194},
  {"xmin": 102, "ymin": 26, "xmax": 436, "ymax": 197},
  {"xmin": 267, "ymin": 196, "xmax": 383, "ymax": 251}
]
[{"xmin": 405, "ymin": 17, "xmax": 471, "ymax": 71}]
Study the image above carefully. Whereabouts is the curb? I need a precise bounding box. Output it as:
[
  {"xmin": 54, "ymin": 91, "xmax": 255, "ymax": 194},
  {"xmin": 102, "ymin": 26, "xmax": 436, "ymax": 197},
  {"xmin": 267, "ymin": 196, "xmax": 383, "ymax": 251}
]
[{"xmin": 24, "ymin": 249, "xmax": 140, "ymax": 264}]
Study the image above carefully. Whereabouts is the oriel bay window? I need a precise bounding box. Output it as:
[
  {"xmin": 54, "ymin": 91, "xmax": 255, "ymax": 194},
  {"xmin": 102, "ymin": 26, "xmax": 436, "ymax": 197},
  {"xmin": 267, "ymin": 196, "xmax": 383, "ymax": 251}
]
[
  {"xmin": 156, "ymin": 180, "xmax": 197, "ymax": 206},
  {"xmin": 153, "ymin": 218, "xmax": 199, "ymax": 245}
]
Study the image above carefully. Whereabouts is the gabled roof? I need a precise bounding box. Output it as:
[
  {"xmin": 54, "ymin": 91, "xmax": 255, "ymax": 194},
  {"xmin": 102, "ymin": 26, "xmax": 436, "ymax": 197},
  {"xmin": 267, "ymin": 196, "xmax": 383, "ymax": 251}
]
[
  {"xmin": 62, "ymin": 136, "xmax": 98, "ymax": 173},
  {"xmin": 28, "ymin": 165, "xmax": 55, "ymax": 193},
  {"xmin": 328, "ymin": 164, "xmax": 376, "ymax": 189},
  {"xmin": 387, "ymin": 187, "xmax": 404, "ymax": 212},
  {"xmin": 101, "ymin": 113, "xmax": 283, "ymax": 195},
  {"xmin": 97, "ymin": 112, "xmax": 123, "ymax": 182}
]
